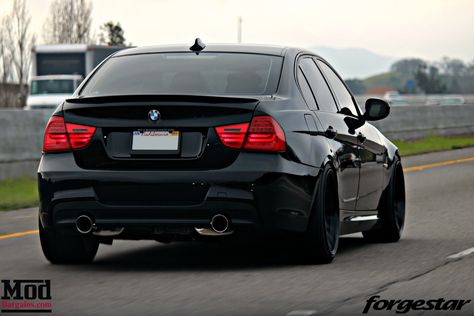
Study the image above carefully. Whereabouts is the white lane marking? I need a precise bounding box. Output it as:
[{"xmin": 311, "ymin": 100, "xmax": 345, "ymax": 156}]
[
  {"xmin": 286, "ymin": 310, "xmax": 318, "ymax": 316},
  {"xmin": 447, "ymin": 247, "xmax": 474, "ymax": 260}
]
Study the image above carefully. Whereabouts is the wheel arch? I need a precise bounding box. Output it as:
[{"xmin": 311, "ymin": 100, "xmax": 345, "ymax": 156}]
[{"xmin": 305, "ymin": 162, "xmax": 339, "ymax": 231}]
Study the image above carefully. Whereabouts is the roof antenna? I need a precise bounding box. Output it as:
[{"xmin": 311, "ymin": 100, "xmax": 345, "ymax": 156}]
[{"xmin": 190, "ymin": 38, "xmax": 206, "ymax": 54}]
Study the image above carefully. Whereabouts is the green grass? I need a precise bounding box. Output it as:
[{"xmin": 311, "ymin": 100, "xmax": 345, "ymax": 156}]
[
  {"xmin": 0, "ymin": 177, "xmax": 38, "ymax": 211},
  {"xmin": 394, "ymin": 135, "xmax": 474, "ymax": 156},
  {"xmin": 362, "ymin": 71, "xmax": 412, "ymax": 91}
]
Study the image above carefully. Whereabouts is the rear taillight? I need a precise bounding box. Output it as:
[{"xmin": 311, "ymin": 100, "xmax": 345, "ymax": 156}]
[
  {"xmin": 66, "ymin": 123, "xmax": 96, "ymax": 150},
  {"xmin": 43, "ymin": 116, "xmax": 96, "ymax": 153},
  {"xmin": 43, "ymin": 116, "xmax": 69, "ymax": 152},
  {"xmin": 244, "ymin": 116, "xmax": 286, "ymax": 152},
  {"xmin": 215, "ymin": 116, "xmax": 286, "ymax": 152},
  {"xmin": 215, "ymin": 122, "xmax": 249, "ymax": 149}
]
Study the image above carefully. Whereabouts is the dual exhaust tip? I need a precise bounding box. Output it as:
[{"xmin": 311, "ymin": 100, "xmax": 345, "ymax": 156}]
[
  {"xmin": 75, "ymin": 215, "xmax": 123, "ymax": 236},
  {"xmin": 210, "ymin": 214, "xmax": 230, "ymax": 234},
  {"xmin": 76, "ymin": 213, "xmax": 232, "ymax": 236},
  {"xmin": 75, "ymin": 215, "xmax": 94, "ymax": 234},
  {"xmin": 195, "ymin": 213, "xmax": 233, "ymax": 236}
]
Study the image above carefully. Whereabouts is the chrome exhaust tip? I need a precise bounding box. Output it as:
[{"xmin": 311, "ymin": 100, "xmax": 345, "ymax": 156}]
[
  {"xmin": 75, "ymin": 215, "xmax": 94, "ymax": 234},
  {"xmin": 194, "ymin": 214, "xmax": 233, "ymax": 236},
  {"xmin": 210, "ymin": 214, "xmax": 230, "ymax": 234}
]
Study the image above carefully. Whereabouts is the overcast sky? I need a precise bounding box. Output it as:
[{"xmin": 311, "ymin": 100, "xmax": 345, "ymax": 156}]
[{"xmin": 1, "ymin": 0, "xmax": 473, "ymax": 61}]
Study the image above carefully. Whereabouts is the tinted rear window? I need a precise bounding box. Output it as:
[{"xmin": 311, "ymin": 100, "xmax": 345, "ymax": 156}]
[{"xmin": 80, "ymin": 53, "xmax": 283, "ymax": 96}]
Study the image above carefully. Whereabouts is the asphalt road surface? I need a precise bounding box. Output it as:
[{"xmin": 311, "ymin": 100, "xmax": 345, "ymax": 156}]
[{"xmin": 1, "ymin": 148, "xmax": 474, "ymax": 316}]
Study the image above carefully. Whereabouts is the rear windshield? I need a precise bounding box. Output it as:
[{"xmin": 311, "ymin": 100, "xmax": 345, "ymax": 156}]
[{"xmin": 79, "ymin": 52, "xmax": 283, "ymax": 96}]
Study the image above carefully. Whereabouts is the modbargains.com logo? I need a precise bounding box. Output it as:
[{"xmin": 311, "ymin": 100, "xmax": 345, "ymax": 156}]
[{"xmin": 1, "ymin": 279, "xmax": 53, "ymax": 313}]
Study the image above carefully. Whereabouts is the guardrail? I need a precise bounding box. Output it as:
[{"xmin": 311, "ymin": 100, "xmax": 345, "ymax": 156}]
[
  {"xmin": 355, "ymin": 94, "xmax": 474, "ymax": 106},
  {"xmin": 0, "ymin": 105, "xmax": 474, "ymax": 180},
  {"xmin": 371, "ymin": 105, "xmax": 474, "ymax": 140},
  {"xmin": 0, "ymin": 110, "xmax": 50, "ymax": 180}
]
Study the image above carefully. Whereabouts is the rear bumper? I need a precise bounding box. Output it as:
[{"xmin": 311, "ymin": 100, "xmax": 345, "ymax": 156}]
[{"xmin": 38, "ymin": 152, "xmax": 320, "ymax": 236}]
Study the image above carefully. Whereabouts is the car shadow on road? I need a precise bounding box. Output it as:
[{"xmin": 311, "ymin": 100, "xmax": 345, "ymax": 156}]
[{"xmin": 84, "ymin": 236, "xmax": 373, "ymax": 272}]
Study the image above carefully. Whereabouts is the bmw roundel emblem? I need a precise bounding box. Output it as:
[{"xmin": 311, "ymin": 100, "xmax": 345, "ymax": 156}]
[{"xmin": 148, "ymin": 109, "xmax": 161, "ymax": 122}]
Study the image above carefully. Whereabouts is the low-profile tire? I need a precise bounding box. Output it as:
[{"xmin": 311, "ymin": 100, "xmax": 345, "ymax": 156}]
[
  {"xmin": 363, "ymin": 160, "xmax": 406, "ymax": 243},
  {"xmin": 39, "ymin": 218, "xmax": 99, "ymax": 264},
  {"xmin": 302, "ymin": 165, "xmax": 340, "ymax": 264}
]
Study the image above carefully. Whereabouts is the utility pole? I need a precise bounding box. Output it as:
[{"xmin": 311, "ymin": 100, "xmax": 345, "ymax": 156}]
[{"xmin": 237, "ymin": 16, "xmax": 242, "ymax": 43}]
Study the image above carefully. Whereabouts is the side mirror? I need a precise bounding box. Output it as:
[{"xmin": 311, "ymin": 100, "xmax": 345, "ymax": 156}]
[{"xmin": 363, "ymin": 98, "xmax": 390, "ymax": 121}]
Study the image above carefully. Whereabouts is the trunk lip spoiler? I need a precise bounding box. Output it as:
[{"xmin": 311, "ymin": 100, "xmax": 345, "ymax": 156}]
[{"xmin": 66, "ymin": 94, "xmax": 261, "ymax": 104}]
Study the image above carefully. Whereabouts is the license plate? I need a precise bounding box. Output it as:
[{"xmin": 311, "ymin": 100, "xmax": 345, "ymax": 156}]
[{"xmin": 132, "ymin": 130, "xmax": 180, "ymax": 153}]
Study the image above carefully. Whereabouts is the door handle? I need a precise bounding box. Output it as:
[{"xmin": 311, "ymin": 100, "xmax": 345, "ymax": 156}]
[
  {"xmin": 325, "ymin": 126, "xmax": 338, "ymax": 139},
  {"xmin": 357, "ymin": 132, "xmax": 366, "ymax": 144}
]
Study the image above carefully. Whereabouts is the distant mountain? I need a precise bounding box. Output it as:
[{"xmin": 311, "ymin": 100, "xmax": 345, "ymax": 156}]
[{"xmin": 309, "ymin": 46, "xmax": 397, "ymax": 79}]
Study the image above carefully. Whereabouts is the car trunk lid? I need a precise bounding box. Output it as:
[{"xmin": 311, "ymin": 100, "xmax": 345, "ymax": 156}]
[{"xmin": 62, "ymin": 94, "xmax": 260, "ymax": 170}]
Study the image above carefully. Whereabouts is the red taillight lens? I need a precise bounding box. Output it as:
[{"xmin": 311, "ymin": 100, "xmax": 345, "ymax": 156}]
[
  {"xmin": 66, "ymin": 123, "xmax": 96, "ymax": 150},
  {"xmin": 244, "ymin": 116, "xmax": 286, "ymax": 152},
  {"xmin": 43, "ymin": 116, "xmax": 70, "ymax": 152},
  {"xmin": 215, "ymin": 116, "xmax": 286, "ymax": 152},
  {"xmin": 215, "ymin": 122, "xmax": 249, "ymax": 149},
  {"xmin": 43, "ymin": 116, "xmax": 96, "ymax": 152}
]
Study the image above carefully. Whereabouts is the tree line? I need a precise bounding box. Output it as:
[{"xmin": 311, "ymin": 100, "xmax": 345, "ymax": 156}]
[
  {"xmin": 0, "ymin": 0, "xmax": 128, "ymax": 107},
  {"xmin": 391, "ymin": 58, "xmax": 474, "ymax": 94},
  {"xmin": 347, "ymin": 57, "xmax": 474, "ymax": 95}
]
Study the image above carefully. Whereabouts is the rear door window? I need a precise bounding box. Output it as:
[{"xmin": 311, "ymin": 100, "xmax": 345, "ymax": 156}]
[
  {"xmin": 298, "ymin": 58, "xmax": 338, "ymax": 113},
  {"xmin": 297, "ymin": 68, "xmax": 318, "ymax": 110},
  {"xmin": 316, "ymin": 60, "xmax": 360, "ymax": 116}
]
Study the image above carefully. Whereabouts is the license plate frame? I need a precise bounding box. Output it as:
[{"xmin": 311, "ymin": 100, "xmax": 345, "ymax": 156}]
[{"xmin": 131, "ymin": 129, "xmax": 180, "ymax": 155}]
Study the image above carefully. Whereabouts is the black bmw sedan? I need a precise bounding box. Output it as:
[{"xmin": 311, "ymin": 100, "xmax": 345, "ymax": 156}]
[{"xmin": 38, "ymin": 40, "xmax": 405, "ymax": 264}]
